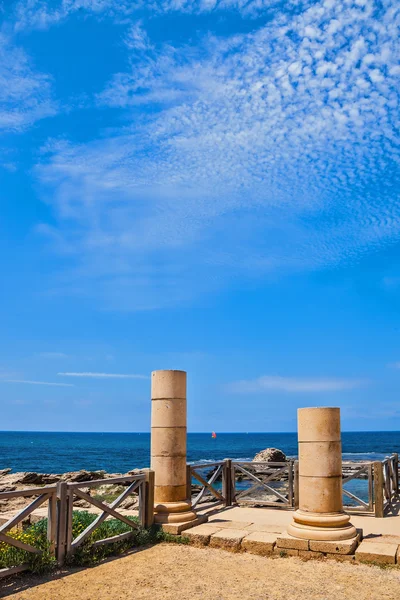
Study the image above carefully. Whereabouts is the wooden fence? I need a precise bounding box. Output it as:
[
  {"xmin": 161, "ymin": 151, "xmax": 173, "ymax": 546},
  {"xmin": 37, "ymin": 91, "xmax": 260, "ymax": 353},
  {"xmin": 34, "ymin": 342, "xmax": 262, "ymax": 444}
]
[
  {"xmin": 187, "ymin": 455, "xmax": 399, "ymax": 518},
  {"xmin": 232, "ymin": 461, "xmax": 296, "ymax": 508},
  {"xmin": 0, "ymin": 485, "xmax": 58, "ymax": 579},
  {"xmin": 374, "ymin": 454, "xmax": 399, "ymax": 518},
  {"xmin": 0, "ymin": 470, "xmax": 154, "ymax": 578}
]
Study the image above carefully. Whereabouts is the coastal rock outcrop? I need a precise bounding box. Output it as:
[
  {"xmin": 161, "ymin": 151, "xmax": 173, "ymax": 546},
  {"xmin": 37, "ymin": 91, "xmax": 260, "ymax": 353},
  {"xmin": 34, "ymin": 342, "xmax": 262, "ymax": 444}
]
[{"xmin": 253, "ymin": 448, "xmax": 286, "ymax": 463}]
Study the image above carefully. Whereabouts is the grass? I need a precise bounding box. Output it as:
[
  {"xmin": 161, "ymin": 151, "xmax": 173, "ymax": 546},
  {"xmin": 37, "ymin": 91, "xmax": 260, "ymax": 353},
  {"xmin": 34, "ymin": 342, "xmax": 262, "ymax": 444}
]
[{"xmin": 0, "ymin": 511, "xmax": 189, "ymax": 575}]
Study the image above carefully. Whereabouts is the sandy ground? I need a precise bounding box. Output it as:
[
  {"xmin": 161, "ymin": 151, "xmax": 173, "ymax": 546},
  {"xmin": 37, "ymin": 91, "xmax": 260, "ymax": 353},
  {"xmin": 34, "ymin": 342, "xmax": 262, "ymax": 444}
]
[{"xmin": 2, "ymin": 544, "xmax": 400, "ymax": 600}]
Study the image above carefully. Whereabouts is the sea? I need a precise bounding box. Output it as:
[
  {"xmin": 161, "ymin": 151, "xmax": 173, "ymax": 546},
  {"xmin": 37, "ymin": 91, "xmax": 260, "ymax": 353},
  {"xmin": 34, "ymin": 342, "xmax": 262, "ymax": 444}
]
[{"xmin": 0, "ymin": 431, "xmax": 399, "ymax": 474}]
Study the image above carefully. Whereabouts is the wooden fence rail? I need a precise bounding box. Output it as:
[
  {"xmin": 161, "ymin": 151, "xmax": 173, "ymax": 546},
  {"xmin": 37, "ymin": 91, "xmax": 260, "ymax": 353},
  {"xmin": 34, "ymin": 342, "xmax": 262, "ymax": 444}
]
[
  {"xmin": 187, "ymin": 456, "xmax": 399, "ymax": 517},
  {"xmin": 232, "ymin": 461, "xmax": 295, "ymax": 508},
  {"xmin": 189, "ymin": 462, "xmax": 227, "ymax": 509},
  {"xmin": 0, "ymin": 471, "xmax": 154, "ymax": 575},
  {"xmin": 0, "ymin": 486, "xmax": 57, "ymax": 579}
]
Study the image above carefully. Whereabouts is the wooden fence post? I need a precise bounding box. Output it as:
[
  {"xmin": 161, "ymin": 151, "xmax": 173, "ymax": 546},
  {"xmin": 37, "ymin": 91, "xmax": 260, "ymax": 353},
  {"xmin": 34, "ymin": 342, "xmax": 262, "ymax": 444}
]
[
  {"xmin": 393, "ymin": 453, "xmax": 399, "ymax": 494},
  {"xmin": 56, "ymin": 481, "xmax": 68, "ymax": 565},
  {"xmin": 223, "ymin": 460, "xmax": 232, "ymax": 506},
  {"xmin": 294, "ymin": 460, "xmax": 299, "ymax": 509},
  {"xmin": 144, "ymin": 469, "xmax": 155, "ymax": 529},
  {"xmin": 66, "ymin": 488, "xmax": 74, "ymax": 556},
  {"xmin": 47, "ymin": 491, "xmax": 57, "ymax": 556},
  {"xmin": 186, "ymin": 465, "xmax": 192, "ymax": 504},
  {"xmin": 374, "ymin": 461, "xmax": 384, "ymax": 518}
]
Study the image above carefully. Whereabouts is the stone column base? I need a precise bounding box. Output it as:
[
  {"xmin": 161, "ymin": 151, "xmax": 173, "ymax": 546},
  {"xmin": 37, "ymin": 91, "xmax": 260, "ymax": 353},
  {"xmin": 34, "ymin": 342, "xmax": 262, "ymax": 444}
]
[
  {"xmin": 287, "ymin": 510, "xmax": 357, "ymax": 541},
  {"xmin": 154, "ymin": 500, "xmax": 197, "ymax": 524}
]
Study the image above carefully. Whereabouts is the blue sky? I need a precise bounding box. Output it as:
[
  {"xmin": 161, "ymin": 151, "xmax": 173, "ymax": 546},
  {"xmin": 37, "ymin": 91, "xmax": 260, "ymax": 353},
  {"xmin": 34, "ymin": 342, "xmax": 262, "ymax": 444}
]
[{"xmin": 1, "ymin": 0, "xmax": 400, "ymax": 433}]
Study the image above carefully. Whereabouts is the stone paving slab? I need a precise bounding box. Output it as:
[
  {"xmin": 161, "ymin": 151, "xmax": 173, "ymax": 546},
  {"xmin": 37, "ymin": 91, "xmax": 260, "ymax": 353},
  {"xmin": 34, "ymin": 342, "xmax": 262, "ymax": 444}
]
[
  {"xmin": 185, "ymin": 524, "xmax": 223, "ymax": 545},
  {"xmin": 208, "ymin": 519, "xmax": 253, "ymax": 530},
  {"xmin": 355, "ymin": 541, "xmax": 398, "ymax": 565},
  {"xmin": 162, "ymin": 514, "xmax": 208, "ymax": 535},
  {"xmin": 209, "ymin": 528, "xmax": 248, "ymax": 551},
  {"xmin": 241, "ymin": 531, "xmax": 277, "ymax": 555},
  {"xmin": 362, "ymin": 534, "xmax": 400, "ymax": 545},
  {"xmin": 245, "ymin": 523, "xmax": 286, "ymax": 534}
]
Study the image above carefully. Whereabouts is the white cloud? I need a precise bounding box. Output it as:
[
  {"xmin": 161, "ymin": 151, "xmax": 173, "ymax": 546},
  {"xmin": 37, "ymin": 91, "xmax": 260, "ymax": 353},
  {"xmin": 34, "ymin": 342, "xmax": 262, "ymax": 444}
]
[
  {"xmin": 33, "ymin": 1, "xmax": 400, "ymax": 309},
  {"xmin": 58, "ymin": 371, "xmax": 147, "ymax": 379},
  {"xmin": 1, "ymin": 379, "xmax": 74, "ymax": 387},
  {"xmin": 12, "ymin": 0, "xmax": 298, "ymax": 31},
  {"xmin": 37, "ymin": 352, "xmax": 69, "ymax": 358},
  {"xmin": 226, "ymin": 375, "xmax": 366, "ymax": 393},
  {"xmin": 0, "ymin": 33, "xmax": 56, "ymax": 132}
]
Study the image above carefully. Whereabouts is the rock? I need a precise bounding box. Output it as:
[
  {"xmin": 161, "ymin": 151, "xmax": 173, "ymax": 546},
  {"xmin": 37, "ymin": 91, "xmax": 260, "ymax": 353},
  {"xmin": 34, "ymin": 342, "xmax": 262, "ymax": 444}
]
[
  {"xmin": 74, "ymin": 499, "xmax": 92, "ymax": 508},
  {"xmin": 17, "ymin": 472, "xmax": 60, "ymax": 485},
  {"xmin": 0, "ymin": 484, "xmax": 16, "ymax": 492},
  {"xmin": 253, "ymin": 448, "xmax": 286, "ymax": 463},
  {"xmin": 19, "ymin": 472, "xmax": 47, "ymax": 485},
  {"xmin": 0, "ymin": 468, "xmax": 12, "ymax": 478},
  {"xmin": 61, "ymin": 470, "xmax": 106, "ymax": 482}
]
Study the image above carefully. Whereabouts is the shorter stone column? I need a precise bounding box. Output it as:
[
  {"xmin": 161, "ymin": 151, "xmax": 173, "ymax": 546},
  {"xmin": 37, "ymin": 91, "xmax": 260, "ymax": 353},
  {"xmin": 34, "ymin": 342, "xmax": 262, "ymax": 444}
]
[
  {"xmin": 288, "ymin": 407, "xmax": 357, "ymax": 541},
  {"xmin": 151, "ymin": 370, "xmax": 196, "ymax": 524}
]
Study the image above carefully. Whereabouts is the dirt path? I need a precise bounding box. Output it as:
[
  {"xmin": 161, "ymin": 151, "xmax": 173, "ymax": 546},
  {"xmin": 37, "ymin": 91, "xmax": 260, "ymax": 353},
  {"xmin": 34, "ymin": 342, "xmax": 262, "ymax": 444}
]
[{"xmin": 2, "ymin": 544, "xmax": 400, "ymax": 600}]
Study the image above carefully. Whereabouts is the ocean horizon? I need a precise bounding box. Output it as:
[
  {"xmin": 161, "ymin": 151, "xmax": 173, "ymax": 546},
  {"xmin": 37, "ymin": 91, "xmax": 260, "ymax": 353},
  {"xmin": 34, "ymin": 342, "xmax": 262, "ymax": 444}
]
[{"xmin": 1, "ymin": 431, "xmax": 399, "ymax": 474}]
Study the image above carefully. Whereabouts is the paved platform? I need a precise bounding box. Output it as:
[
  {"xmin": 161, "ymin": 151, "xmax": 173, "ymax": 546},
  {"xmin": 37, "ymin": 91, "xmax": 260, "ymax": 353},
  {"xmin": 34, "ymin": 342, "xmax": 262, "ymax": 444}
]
[
  {"xmin": 210, "ymin": 505, "xmax": 400, "ymax": 538},
  {"xmin": 185, "ymin": 504, "xmax": 400, "ymax": 565}
]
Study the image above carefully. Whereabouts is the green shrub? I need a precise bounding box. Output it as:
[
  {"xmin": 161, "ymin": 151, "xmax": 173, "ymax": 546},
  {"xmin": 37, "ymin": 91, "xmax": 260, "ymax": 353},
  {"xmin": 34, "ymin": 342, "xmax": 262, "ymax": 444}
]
[
  {"xmin": 0, "ymin": 510, "xmax": 190, "ymax": 574},
  {"xmin": 0, "ymin": 519, "xmax": 56, "ymax": 574}
]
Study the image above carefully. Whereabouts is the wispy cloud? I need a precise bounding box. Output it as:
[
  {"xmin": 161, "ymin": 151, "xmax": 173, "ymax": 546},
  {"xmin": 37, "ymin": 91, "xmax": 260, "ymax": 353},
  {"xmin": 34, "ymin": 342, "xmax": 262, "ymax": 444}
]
[
  {"xmin": 226, "ymin": 375, "xmax": 366, "ymax": 393},
  {"xmin": 37, "ymin": 352, "xmax": 68, "ymax": 358},
  {"xmin": 32, "ymin": 1, "xmax": 400, "ymax": 309},
  {"xmin": 58, "ymin": 372, "xmax": 147, "ymax": 379},
  {"xmin": 1, "ymin": 379, "xmax": 74, "ymax": 387},
  {"xmin": 0, "ymin": 33, "xmax": 56, "ymax": 132},
  {"xmin": 12, "ymin": 0, "xmax": 299, "ymax": 31}
]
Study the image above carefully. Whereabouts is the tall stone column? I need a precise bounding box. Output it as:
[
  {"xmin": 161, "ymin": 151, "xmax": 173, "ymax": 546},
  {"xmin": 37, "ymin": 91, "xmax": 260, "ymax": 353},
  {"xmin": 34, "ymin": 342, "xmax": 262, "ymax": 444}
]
[
  {"xmin": 151, "ymin": 370, "xmax": 196, "ymax": 524},
  {"xmin": 288, "ymin": 407, "xmax": 357, "ymax": 541}
]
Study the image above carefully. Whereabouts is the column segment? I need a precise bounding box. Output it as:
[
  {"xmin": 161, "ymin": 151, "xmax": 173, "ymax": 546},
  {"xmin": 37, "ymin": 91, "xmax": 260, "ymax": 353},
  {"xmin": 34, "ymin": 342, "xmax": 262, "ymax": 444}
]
[
  {"xmin": 288, "ymin": 407, "xmax": 357, "ymax": 541},
  {"xmin": 151, "ymin": 370, "xmax": 196, "ymax": 524}
]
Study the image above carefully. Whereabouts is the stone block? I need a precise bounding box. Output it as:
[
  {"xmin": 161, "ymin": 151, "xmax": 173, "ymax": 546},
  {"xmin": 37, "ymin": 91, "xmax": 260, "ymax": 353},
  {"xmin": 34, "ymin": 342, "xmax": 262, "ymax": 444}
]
[
  {"xmin": 161, "ymin": 514, "xmax": 208, "ymax": 535},
  {"xmin": 151, "ymin": 456, "xmax": 187, "ymax": 486},
  {"xmin": 209, "ymin": 528, "xmax": 248, "ymax": 551},
  {"xmin": 298, "ymin": 407, "xmax": 340, "ymax": 442},
  {"xmin": 298, "ymin": 476, "xmax": 343, "ymax": 513},
  {"xmin": 327, "ymin": 553, "xmax": 356, "ymax": 563},
  {"xmin": 298, "ymin": 550, "xmax": 324, "ymax": 559},
  {"xmin": 276, "ymin": 533, "xmax": 309, "ymax": 551},
  {"xmin": 273, "ymin": 547, "xmax": 299, "ymax": 557},
  {"xmin": 151, "ymin": 398, "xmax": 186, "ymax": 427},
  {"xmin": 241, "ymin": 532, "xmax": 277, "ymax": 556},
  {"xmin": 299, "ymin": 442, "xmax": 342, "ymax": 477},
  {"xmin": 355, "ymin": 541, "xmax": 398, "ymax": 565},
  {"xmin": 309, "ymin": 534, "xmax": 360, "ymax": 555},
  {"xmin": 185, "ymin": 524, "xmax": 223, "ymax": 545},
  {"xmin": 151, "ymin": 370, "xmax": 186, "ymax": 400}
]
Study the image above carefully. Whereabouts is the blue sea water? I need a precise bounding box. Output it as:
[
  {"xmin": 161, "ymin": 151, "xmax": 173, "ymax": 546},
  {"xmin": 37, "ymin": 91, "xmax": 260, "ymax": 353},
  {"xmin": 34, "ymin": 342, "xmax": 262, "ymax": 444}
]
[{"xmin": 0, "ymin": 431, "xmax": 399, "ymax": 474}]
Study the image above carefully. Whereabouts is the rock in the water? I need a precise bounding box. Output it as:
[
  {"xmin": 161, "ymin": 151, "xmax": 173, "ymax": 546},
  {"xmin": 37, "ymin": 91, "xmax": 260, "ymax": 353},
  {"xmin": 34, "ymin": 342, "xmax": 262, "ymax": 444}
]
[{"xmin": 253, "ymin": 448, "xmax": 286, "ymax": 463}]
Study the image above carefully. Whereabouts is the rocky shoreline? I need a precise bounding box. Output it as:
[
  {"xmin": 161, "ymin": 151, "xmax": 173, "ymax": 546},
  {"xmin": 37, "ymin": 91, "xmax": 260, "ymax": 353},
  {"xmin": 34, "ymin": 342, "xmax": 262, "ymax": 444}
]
[{"xmin": 0, "ymin": 468, "xmax": 142, "ymax": 515}]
